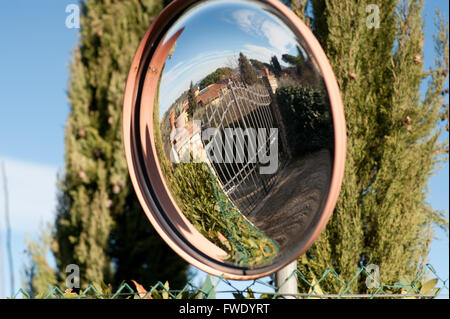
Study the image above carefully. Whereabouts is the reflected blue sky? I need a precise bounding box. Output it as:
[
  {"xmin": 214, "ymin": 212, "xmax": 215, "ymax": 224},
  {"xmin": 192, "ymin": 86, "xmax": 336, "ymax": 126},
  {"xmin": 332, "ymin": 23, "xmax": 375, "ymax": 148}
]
[{"xmin": 158, "ymin": 0, "xmax": 300, "ymax": 116}]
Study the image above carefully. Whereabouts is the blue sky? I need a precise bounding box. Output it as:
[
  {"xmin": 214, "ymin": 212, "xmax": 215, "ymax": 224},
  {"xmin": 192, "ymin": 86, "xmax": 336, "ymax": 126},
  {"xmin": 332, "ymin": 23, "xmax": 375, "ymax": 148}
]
[{"xmin": 0, "ymin": 0, "xmax": 448, "ymax": 298}]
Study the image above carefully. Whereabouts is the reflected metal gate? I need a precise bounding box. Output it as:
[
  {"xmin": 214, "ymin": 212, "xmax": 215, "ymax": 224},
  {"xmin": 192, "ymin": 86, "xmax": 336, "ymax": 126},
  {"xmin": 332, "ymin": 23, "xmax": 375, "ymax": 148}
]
[{"xmin": 201, "ymin": 80, "xmax": 286, "ymax": 216}]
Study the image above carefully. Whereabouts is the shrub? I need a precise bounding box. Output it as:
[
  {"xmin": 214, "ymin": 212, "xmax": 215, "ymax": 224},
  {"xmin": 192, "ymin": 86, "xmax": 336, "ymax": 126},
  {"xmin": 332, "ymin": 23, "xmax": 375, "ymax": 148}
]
[{"xmin": 276, "ymin": 86, "xmax": 333, "ymax": 156}]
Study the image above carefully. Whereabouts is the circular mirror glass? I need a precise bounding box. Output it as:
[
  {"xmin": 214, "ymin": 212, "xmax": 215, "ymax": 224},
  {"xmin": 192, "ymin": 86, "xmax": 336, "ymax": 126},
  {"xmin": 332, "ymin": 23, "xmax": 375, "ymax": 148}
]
[{"xmin": 123, "ymin": 0, "xmax": 346, "ymax": 279}]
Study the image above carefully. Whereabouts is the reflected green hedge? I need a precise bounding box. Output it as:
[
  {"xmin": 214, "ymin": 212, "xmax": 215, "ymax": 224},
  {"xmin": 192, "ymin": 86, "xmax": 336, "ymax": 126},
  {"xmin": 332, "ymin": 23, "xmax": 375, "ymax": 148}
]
[
  {"xmin": 276, "ymin": 86, "xmax": 333, "ymax": 157},
  {"xmin": 170, "ymin": 162, "xmax": 278, "ymax": 267}
]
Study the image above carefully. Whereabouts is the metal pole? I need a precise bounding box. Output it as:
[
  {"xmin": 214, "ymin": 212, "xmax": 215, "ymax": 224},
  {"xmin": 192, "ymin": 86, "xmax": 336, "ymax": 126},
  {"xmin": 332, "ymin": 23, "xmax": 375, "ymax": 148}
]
[{"xmin": 275, "ymin": 260, "xmax": 298, "ymax": 299}]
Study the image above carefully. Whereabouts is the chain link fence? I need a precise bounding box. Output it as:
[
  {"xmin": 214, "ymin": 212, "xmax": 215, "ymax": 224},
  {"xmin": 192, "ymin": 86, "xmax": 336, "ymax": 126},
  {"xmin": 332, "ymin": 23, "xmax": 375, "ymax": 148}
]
[{"xmin": 10, "ymin": 264, "xmax": 448, "ymax": 299}]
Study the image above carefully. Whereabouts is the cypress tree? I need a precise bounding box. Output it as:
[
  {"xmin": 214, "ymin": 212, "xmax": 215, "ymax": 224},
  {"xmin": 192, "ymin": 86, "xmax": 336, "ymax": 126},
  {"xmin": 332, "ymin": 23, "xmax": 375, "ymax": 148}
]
[
  {"xmin": 271, "ymin": 55, "xmax": 282, "ymax": 77},
  {"xmin": 291, "ymin": 0, "xmax": 449, "ymax": 293},
  {"xmin": 239, "ymin": 52, "xmax": 258, "ymax": 86},
  {"xmin": 187, "ymin": 81, "xmax": 199, "ymax": 118},
  {"xmin": 49, "ymin": 0, "xmax": 188, "ymax": 290}
]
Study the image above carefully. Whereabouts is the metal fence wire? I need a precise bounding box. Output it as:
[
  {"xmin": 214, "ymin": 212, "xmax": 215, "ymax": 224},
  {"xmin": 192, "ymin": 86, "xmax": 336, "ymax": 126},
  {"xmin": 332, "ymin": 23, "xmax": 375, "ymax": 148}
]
[
  {"xmin": 11, "ymin": 264, "xmax": 448, "ymax": 299},
  {"xmin": 201, "ymin": 79, "xmax": 285, "ymax": 217}
]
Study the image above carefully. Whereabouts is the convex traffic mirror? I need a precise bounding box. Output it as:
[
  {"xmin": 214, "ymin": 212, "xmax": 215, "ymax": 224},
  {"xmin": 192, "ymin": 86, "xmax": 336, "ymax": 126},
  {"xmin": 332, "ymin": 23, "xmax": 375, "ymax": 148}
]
[{"xmin": 123, "ymin": 0, "xmax": 346, "ymax": 279}]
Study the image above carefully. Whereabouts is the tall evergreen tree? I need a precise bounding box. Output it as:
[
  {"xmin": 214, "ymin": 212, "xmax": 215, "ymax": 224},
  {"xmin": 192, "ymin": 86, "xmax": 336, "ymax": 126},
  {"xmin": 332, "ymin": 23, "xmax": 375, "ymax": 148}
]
[
  {"xmin": 291, "ymin": 0, "xmax": 449, "ymax": 293},
  {"xmin": 187, "ymin": 81, "xmax": 199, "ymax": 118},
  {"xmin": 28, "ymin": 0, "xmax": 189, "ymax": 291},
  {"xmin": 239, "ymin": 52, "xmax": 258, "ymax": 86},
  {"xmin": 271, "ymin": 55, "xmax": 282, "ymax": 77}
]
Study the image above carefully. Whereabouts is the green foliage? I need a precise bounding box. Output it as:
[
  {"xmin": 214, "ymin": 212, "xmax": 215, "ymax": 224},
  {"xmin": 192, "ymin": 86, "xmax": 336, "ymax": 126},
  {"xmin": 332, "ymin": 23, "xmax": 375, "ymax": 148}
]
[
  {"xmin": 276, "ymin": 85, "xmax": 333, "ymax": 156},
  {"xmin": 132, "ymin": 276, "xmax": 215, "ymax": 299},
  {"xmin": 287, "ymin": 0, "xmax": 310, "ymax": 23},
  {"xmin": 187, "ymin": 81, "xmax": 199, "ymax": 118},
  {"xmin": 271, "ymin": 56, "xmax": 282, "ymax": 77},
  {"xmin": 13, "ymin": 263, "xmax": 446, "ymax": 299},
  {"xmin": 233, "ymin": 288, "xmax": 256, "ymax": 299},
  {"xmin": 197, "ymin": 275, "xmax": 216, "ymax": 299},
  {"xmin": 239, "ymin": 52, "xmax": 258, "ymax": 86},
  {"xmin": 199, "ymin": 67, "xmax": 234, "ymax": 90},
  {"xmin": 250, "ymin": 59, "xmax": 271, "ymax": 72},
  {"xmin": 23, "ymin": 224, "xmax": 58, "ymax": 298},
  {"xmin": 282, "ymin": 45, "xmax": 320, "ymax": 86},
  {"xmin": 23, "ymin": 0, "xmax": 190, "ymax": 294},
  {"xmin": 295, "ymin": 0, "xmax": 449, "ymax": 294},
  {"xmin": 166, "ymin": 162, "xmax": 279, "ymax": 267}
]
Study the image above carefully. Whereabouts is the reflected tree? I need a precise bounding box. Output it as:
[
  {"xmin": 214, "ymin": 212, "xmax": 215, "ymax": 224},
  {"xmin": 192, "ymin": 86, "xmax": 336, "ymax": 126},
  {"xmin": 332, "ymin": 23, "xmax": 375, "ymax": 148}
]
[{"xmin": 239, "ymin": 52, "xmax": 258, "ymax": 86}]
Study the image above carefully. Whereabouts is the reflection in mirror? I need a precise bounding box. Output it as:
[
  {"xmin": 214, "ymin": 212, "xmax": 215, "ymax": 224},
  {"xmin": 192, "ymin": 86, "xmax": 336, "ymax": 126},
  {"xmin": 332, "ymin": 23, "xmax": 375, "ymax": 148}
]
[{"xmin": 150, "ymin": 0, "xmax": 334, "ymax": 268}]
